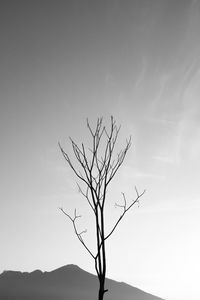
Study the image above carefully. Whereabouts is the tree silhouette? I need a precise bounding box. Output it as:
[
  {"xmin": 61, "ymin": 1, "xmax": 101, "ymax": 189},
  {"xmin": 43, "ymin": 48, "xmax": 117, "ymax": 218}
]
[{"xmin": 59, "ymin": 117, "xmax": 145, "ymax": 300}]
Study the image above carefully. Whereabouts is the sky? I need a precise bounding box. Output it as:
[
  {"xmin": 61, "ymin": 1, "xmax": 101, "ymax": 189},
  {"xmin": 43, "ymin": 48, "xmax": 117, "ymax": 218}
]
[{"xmin": 0, "ymin": 1, "xmax": 200, "ymax": 299}]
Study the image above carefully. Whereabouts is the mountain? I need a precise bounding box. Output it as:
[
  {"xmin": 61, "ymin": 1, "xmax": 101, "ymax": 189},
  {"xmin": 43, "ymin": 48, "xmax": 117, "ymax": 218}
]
[{"xmin": 0, "ymin": 264, "xmax": 165, "ymax": 300}]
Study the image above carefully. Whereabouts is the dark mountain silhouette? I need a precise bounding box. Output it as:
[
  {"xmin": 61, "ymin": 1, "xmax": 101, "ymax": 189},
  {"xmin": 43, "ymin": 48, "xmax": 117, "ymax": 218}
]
[{"xmin": 0, "ymin": 264, "xmax": 165, "ymax": 300}]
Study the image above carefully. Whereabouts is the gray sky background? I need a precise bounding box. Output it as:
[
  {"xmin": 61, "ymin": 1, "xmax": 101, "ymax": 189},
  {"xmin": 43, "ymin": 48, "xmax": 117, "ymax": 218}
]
[{"xmin": 1, "ymin": 1, "xmax": 200, "ymax": 300}]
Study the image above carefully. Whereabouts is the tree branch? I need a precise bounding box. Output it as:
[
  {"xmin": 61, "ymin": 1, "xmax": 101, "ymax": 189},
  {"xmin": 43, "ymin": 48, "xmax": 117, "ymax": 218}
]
[
  {"xmin": 59, "ymin": 207, "xmax": 95, "ymax": 259},
  {"xmin": 104, "ymin": 187, "xmax": 146, "ymax": 241}
]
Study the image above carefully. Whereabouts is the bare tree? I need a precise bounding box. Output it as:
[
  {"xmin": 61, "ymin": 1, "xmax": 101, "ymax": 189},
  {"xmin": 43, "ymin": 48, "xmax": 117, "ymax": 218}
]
[{"xmin": 59, "ymin": 116, "xmax": 145, "ymax": 300}]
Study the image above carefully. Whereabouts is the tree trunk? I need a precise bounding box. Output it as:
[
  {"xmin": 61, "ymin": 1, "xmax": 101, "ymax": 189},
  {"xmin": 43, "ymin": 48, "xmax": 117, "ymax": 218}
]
[
  {"xmin": 98, "ymin": 278, "xmax": 108, "ymax": 300},
  {"xmin": 98, "ymin": 285, "xmax": 105, "ymax": 300},
  {"xmin": 98, "ymin": 287, "xmax": 104, "ymax": 300}
]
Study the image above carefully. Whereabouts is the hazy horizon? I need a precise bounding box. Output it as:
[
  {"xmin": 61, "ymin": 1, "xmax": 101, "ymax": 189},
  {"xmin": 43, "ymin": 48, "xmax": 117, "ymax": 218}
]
[{"xmin": 1, "ymin": 1, "xmax": 200, "ymax": 300}]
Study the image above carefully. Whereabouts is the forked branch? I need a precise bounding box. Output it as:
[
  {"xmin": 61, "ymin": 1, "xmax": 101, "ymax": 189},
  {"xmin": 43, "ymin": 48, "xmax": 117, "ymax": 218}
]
[
  {"xmin": 59, "ymin": 207, "xmax": 95, "ymax": 259},
  {"xmin": 105, "ymin": 187, "xmax": 146, "ymax": 241}
]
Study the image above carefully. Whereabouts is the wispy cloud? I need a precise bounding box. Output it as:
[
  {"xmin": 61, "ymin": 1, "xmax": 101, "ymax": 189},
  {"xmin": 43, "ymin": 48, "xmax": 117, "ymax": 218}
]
[
  {"xmin": 121, "ymin": 165, "xmax": 165, "ymax": 181},
  {"xmin": 134, "ymin": 56, "xmax": 147, "ymax": 90},
  {"xmin": 153, "ymin": 155, "xmax": 175, "ymax": 164}
]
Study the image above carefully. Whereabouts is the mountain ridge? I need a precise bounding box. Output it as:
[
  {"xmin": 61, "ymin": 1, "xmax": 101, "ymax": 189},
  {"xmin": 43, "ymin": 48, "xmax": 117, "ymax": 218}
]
[{"xmin": 0, "ymin": 264, "xmax": 165, "ymax": 300}]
